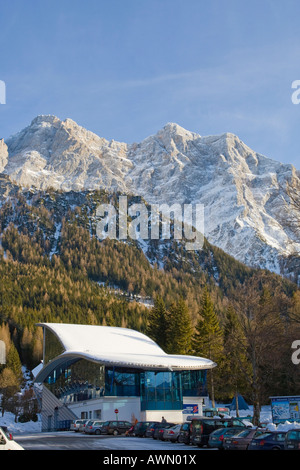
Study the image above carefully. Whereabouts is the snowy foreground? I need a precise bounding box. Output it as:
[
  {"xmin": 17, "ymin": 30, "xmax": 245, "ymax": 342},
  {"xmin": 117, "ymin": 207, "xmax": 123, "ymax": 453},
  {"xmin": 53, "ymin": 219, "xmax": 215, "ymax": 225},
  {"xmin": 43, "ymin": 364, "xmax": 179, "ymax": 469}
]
[{"xmin": 1, "ymin": 405, "xmax": 300, "ymax": 436}]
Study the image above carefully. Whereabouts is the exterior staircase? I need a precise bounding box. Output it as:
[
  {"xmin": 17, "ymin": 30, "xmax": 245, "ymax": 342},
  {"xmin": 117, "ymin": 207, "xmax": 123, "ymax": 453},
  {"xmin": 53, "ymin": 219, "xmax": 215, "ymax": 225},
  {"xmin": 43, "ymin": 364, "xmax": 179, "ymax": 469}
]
[{"xmin": 34, "ymin": 384, "xmax": 78, "ymax": 432}]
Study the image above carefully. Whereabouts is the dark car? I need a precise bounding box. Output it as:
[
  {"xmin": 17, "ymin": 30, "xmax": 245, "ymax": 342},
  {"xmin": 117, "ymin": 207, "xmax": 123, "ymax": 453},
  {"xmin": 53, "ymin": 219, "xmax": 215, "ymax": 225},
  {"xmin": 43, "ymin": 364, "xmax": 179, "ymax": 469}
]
[
  {"xmin": 284, "ymin": 429, "xmax": 300, "ymax": 450},
  {"xmin": 133, "ymin": 421, "xmax": 159, "ymax": 437},
  {"xmin": 100, "ymin": 420, "xmax": 132, "ymax": 435},
  {"xmin": 223, "ymin": 427, "xmax": 264, "ymax": 450},
  {"xmin": 145, "ymin": 423, "xmax": 158, "ymax": 438},
  {"xmin": 248, "ymin": 431, "xmax": 287, "ymax": 450},
  {"xmin": 153, "ymin": 422, "xmax": 175, "ymax": 440},
  {"xmin": 188, "ymin": 417, "xmax": 247, "ymax": 447},
  {"xmin": 208, "ymin": 427, "xmax": 249, "ymax": 450},
  {"xmin": 178, "ymin": 422, "xmax": 191, "ymax": 444}
]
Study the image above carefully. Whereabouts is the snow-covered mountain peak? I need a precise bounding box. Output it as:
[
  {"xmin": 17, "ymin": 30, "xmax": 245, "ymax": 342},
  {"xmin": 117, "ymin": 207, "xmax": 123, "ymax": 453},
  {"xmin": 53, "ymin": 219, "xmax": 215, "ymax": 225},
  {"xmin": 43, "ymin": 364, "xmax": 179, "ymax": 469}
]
[
  {"xmin": 1, "ymin": 116, "xmax": 299, "ymax": 279},
  {"xmin": 160, "ymin": 122, "xmax": 199, "ymax": 138},
  {"xmin": 31, "ymin": 114, "xmax": 60, "ymax": 126}
]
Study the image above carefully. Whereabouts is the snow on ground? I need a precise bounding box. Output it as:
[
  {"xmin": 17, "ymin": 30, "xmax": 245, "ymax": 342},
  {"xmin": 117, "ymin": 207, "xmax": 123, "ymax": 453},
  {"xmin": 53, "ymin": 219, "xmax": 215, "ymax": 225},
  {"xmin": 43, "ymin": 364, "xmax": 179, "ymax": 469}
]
[{"xmin": 0, "ymin": 411, "xmax": 41, "ymax": 434}]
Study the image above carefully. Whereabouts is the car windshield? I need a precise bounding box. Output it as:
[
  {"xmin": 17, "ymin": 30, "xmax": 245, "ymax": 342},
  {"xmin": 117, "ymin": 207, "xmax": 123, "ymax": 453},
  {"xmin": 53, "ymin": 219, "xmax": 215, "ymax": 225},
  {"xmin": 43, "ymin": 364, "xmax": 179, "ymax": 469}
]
[
  {"xmin": 276, "ymin": 433, "xmax": 286, "ymax": 441},
  {"xmin": 254, "ymin": 432, "xmax": 272, "ymax": 439},
  {"xmin": 193, "ymin": 420, "xmax": 214, "ymax": 430},
  {"xmin": 0, "ymin": 427, "xmax": 10, "ymax": 439},
  {"xmin": 210, "ymin": 428, "xmax": 225, "ymax": 436},
  {"xmin": 288, "ymin": 430, "xmax": 300, "ymax": 440},
  {"xmin": 168, "ymin": 425, "xmax": 180, "ymax": 431},
  {"xmin": 230, "ymin": 419, "xmax": 245, "ymax": 427},
  {"xmin": 234, "ymin": 429, "xmax": 251, "ymax": 438}
]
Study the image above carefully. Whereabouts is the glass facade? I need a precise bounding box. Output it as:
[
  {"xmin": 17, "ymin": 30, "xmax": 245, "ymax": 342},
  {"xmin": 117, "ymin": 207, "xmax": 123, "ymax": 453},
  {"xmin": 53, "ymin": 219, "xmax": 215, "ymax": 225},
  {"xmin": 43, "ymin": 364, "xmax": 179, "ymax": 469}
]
[
  {"xmin": 44, "ymin": 358, "xmax": 207, "ymax": 409},
  {"xmin": 105, "ymin": 367, "xmax": 140, "ymax": 397},
  {"xmin": 46, "ymin": 359, "xmax": 106, "ymax": 403},
  {"xmin": 181, "ymin": 370, "xmax": 207, "ymax": 396},
  {"xmin": 44, "ymin": 328, "xmax": 65, "ymax": 364},
  {"xmin": 140, "ymin": 371, "xmax": 182, "ymax": 410},
  {"xmin": 43, "ymin": 329, "xmax": 208, "ymax": 410}
]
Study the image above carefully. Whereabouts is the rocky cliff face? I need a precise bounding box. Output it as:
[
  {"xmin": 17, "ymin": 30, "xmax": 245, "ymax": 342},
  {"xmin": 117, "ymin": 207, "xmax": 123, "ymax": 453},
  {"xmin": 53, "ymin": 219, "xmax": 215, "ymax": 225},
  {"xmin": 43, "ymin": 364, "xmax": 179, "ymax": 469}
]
[{"xmin": 2, "ymin": 115, "xmax": 300, "ymax": 277}]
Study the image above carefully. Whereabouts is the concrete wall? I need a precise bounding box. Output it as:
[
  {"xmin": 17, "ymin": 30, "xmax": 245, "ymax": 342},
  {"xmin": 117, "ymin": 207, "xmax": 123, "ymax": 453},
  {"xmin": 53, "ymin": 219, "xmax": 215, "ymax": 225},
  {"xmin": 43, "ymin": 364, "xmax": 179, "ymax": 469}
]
[
  {"xmin": 68, "ymin": 396, "xmax": 141, "ymax": 423},
  {"xmin": 67, "ymin": 395, "xmax": 210, "ymax": 424}
]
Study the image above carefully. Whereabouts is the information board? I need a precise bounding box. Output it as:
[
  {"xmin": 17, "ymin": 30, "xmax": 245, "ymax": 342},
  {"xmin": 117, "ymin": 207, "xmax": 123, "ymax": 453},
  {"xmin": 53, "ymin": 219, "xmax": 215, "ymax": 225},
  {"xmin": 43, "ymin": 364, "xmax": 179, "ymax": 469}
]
[{"xmin": 270, "ymin": 396, "xmax": 300, "ymax": 423}]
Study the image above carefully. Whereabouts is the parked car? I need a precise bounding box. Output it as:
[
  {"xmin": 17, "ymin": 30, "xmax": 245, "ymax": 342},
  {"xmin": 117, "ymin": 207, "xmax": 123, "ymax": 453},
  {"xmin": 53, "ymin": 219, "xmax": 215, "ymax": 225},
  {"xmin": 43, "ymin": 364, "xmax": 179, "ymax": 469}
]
[
  {"xmin": 83, "ymin": 420, "xmax": 95, "ymax": 433},
  {"xmin": 223, "ymin": 427, "xmax": 264, "ymax": 450},
  {"xmin": 153, "ymin": 422, "xmax": 175, "ymax": 440},
  {"xmin": 100, "ymin": 420, "xmax": 132, "ymax": 435},
  {"xmin": 186, "ymin": 417, "xmax": 247, "ymax": 447},
  {"xmin": 70, "ymin": 419, "xmax": 86, "ymax": 432},
  {"xmin": 85, "ymin": 420, "xmax": 104, "ymax": 435},
  {"xmin": 284, "ymin": 429, "xmax": 300, "ymax": 450},
  {"xmin": 78, "ymin": 419, "xmax": 90, "ymax": 432},
  {"xmin": 0, "ymin": 426, "xmax": 13, "ymax": 440},
  {"xmin": 203, "ymin": 407, "xmax": 230, "ymax": 418},
  {"xmin": 178, "ymin": 421, "xmax": 191, "ymax": 444},
  {"xmin": 248, "ymin": 431, "xmax": 287, "ymax": 450},
  {"xmin": 208, "ymin": 427, "xmax": 249, "ymax": 450},
  {"xmin": 145, "ymin": 423, "xmax": 161, "ymax": 438},
  {"xmin": 133, "ymin": 421, "xmax": 159, "ymax": 437},
  {"xmin": 163, "ymin": 424, "xmax": 182, "ymax": 443},
  {"xmin": 0, "ymin": 426, "xmax": 24, "ymax": 450}
]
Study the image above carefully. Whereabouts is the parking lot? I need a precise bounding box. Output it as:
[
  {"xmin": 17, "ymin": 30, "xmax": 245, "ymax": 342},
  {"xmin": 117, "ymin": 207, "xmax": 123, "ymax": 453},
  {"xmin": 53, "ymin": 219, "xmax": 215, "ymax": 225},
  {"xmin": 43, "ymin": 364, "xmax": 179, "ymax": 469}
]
[{"xmin": 14, "ymin": 432, "xmax": 211, "ymax": 451}]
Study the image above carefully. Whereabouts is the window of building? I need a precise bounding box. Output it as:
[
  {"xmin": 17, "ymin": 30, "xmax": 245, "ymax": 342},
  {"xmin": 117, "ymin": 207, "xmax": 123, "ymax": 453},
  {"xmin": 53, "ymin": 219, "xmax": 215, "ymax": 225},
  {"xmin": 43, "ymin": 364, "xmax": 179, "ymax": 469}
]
[
  {"xmin": 45, "ymin": 359, "xmax": 105, "ymax": 402},
  {"xmin": 105, "ymin": 367, "xmax": 140, "ymax": 397},
  {"xmin": 140, "ymin": 371, "xmax": 182, "ymax": 411},
  {"xmin": 44, "ymin": 329, "xmax": 65, "ymax": 365},
  {"xmin": 43, "ymin": 359, "xmax": 208, "ymax": 407},
  {"xmin": 181, "ymin": 370, "xmax": 207, "ymax": 396}
]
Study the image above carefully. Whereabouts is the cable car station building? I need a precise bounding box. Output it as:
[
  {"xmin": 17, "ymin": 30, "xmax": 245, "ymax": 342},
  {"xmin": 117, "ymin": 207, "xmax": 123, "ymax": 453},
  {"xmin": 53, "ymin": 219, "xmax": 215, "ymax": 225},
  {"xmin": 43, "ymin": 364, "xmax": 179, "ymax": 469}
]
[{"xmin": 34, "ymin": 323, "xmax": 216, "ymax": 431}]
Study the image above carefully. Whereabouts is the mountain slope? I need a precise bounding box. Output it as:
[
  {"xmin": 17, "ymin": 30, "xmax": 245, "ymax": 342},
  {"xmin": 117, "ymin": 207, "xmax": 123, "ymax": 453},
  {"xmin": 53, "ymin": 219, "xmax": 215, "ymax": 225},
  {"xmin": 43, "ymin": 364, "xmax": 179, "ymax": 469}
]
[{"xmin": 2, "ymin": 115, "xmax": 299, "ymax": 278}]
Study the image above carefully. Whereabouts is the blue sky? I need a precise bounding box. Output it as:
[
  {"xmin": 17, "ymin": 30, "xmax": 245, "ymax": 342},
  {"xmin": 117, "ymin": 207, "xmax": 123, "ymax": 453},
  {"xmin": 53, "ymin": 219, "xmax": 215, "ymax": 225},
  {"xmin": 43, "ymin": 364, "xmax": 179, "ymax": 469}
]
[{"xmin": 0, "ymin": 0, "xmax": 300, "ymax": 167}]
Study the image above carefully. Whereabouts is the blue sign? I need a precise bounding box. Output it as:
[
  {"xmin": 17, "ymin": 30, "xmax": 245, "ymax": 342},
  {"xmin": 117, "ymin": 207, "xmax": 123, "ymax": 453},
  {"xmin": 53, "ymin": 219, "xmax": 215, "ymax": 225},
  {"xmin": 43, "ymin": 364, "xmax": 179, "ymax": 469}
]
[
  {"xmin": 271, "ymin": 396, "xmax": 300, "ymax": 423},
  {"xmin": 183, "ymin": 404, "xmax": 198, "ymax": 414}
]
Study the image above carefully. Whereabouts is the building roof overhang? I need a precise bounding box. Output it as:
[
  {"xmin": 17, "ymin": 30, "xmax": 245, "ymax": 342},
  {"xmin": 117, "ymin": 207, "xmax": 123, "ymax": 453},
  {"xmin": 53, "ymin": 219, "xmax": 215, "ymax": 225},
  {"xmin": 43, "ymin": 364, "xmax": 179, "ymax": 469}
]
[{"xmin": 34, "ymin": 323, "xmax": 216, "ymax": 383}]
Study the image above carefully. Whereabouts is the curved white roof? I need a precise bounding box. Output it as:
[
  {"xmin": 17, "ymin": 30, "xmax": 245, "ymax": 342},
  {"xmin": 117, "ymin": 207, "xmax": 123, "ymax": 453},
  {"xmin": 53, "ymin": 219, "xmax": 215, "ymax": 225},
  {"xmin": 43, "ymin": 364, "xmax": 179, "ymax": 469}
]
[{"xmin": 35, "ymin": 323, "xmax": 216, "ymax": 382}]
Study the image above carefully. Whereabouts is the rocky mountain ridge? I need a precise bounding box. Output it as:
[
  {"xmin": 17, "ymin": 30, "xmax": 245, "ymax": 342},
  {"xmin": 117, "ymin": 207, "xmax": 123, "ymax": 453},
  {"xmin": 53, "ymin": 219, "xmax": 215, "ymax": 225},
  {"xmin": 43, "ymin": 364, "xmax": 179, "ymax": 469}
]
[{"xmin": 1, "ymin": 115, "xmax": 299, "ymax": 279}]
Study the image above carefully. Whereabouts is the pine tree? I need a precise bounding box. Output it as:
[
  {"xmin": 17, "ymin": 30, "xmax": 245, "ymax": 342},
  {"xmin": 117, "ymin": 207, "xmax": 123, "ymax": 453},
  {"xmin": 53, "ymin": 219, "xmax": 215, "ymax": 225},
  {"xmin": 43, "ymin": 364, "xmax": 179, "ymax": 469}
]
[
  {"xmin": 0, "ymin": 368, "xmax": 19, "ymax": 416},
  {"xmin": 6, "ymin": 342, "xmax": 23, "ymax": 385},
  {"xmin": 193, "ymin": 287, "xmax": 222, "ymax": 407},
  {"xmin": 166, "ymin": 297, "xmax": 193, "ymax": 355},
  {"xmin": 222, "ymin": 304, "xmax": 251, "ymax": 415},
  {"xmin": 146, "ymin": 296, "xmax": 170, "ymax": 351}
]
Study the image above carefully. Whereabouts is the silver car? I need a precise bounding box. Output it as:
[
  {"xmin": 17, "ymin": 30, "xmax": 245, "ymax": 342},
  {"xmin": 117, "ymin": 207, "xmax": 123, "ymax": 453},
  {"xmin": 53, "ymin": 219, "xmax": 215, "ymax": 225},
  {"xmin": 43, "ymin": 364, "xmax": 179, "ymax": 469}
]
[
  {"xmin": 85, "ymin": 420, "xmax": 104, "ymax": 435},
  {"xmin": 78, "ymin": 419, "xmax": 90, "ymax": 432},
  {"xmin": 163, "ymin": 424, "xmax": 182, "ymax": 442},
  {"xmin": 83, "ymin": 420, "xmax": 96, "ymax": 433},
  {"xmin": 70, "ymin": 419, "xmax": 86, "ymax": 432}
]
